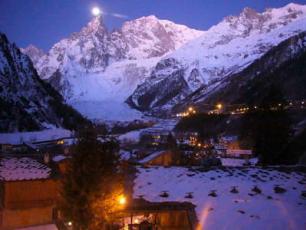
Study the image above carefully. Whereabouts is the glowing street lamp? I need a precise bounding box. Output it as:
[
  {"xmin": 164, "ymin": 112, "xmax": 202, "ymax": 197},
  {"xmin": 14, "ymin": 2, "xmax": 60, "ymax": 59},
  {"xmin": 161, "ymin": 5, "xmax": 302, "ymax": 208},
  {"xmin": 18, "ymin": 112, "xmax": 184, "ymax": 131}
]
[
  {"xmin": 216, "ymin": 103, "xmax": 223, "ymax": 110},
  {"xmin": 118, "ymin": 195, "xmax": 126, "ymax": 206}
]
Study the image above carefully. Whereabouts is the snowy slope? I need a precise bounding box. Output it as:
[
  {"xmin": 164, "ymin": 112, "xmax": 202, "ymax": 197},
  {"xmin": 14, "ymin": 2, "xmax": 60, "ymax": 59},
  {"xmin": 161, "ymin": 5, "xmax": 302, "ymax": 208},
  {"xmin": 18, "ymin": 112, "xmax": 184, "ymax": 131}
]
[
  {"xmin": 28, "ymin": 3, "xmax": 306, "ymax": 119},
  {"xmin": 134, "ymin": 166, "xmax": 306, "ymax": 230},
  {"xmin": 129, "ymin": 3, "xmax": 306, "ymax": 111},
  {"xmin": 29, "ymin": 16, "xmax": 203, "ymax": 121}
]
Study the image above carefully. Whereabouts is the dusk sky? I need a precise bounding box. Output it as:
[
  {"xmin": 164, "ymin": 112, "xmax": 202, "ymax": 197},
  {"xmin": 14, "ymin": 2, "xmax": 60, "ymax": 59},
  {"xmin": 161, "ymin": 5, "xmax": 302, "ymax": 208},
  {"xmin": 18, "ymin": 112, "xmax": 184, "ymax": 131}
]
[{"xmin": 0, "ymin": 0, "xmax": 306, "ymax": 51}]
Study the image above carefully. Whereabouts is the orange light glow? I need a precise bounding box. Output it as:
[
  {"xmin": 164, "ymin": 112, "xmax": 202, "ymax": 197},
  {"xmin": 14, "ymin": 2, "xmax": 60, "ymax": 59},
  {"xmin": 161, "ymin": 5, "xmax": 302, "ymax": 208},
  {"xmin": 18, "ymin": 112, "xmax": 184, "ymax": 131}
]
[
  {"xmin": 216, "ymin": 103, "xmax": 222, "ymax": 110},
  {"xmin": 118, "ymin": 195, "xmax": 126, "ymax": 205},
  {"xmin": 196, "ymin": 203, "xmax": 211, "ymax": 230}
]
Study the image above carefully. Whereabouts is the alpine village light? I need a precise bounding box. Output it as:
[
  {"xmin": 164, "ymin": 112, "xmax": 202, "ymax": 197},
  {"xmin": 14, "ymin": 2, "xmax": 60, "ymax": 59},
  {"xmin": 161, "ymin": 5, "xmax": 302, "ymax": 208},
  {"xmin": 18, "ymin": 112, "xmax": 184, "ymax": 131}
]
[
  {"xmin": 216, "ymin": 103, "xmax": 223, "ymax": 110},
  {"xmin": 118, "ymin": 195, "xmax": 126, "ymax": 206}
]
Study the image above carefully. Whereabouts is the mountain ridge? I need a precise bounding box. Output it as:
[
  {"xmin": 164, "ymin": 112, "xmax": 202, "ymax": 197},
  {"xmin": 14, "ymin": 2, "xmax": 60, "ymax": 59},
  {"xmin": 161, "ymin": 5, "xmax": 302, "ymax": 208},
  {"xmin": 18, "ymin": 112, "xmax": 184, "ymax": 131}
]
[
  {"xmin": 0, "ymin": 33, "xmax": 90, "ymax": 131},
  {"xmin": 23, "ymin": 3, "xmax": 306, "ymax": 120},
  {"xmin": 128, "ymin": 3, "xmax": 306, "ymax": 113}
]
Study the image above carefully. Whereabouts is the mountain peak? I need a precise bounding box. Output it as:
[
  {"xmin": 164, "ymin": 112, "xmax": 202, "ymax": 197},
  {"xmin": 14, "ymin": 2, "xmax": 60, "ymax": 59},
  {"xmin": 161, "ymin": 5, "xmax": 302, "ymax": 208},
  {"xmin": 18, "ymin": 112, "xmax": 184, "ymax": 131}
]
[
  {"xmin": 21, "ymin": 44, "xmax": 45, "ymax": 66},
  {"xmin": 284, "ymin": 2, "xmax": 305, "ymax": 10},
  {"xmin": 240, "ymin": 7, "xmax": 259, "ymax": 18},
  {"xmin": 122, "ymin": 15, "xmax": 160, "ymax": 28},
  {"xmin": 81, "ymin": 16, "xmax": 106, "ymax": 34},
  {"xmin": 139, "ymin": 15, "xmax": 159, "ymax": 20}
]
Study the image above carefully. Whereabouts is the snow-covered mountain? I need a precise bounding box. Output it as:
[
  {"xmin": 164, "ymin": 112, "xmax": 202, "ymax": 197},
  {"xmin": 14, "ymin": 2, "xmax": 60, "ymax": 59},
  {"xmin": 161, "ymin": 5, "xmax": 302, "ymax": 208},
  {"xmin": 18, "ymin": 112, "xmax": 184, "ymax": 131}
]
[
  {"xmin": 0, "ymin": 33, "xmax": 89, "ymax": 132},
  {"xmin": 26, "ymin": 3, "xmax": 306, "ymax": 120},
  {"xmin": 128, "ymin": 3, "xmax": 306, "ymax": 113},
  {"xmin": 21, "ymin": 44, "xmax": 45, "ymax": 67},
  {"xmin": 173, "ymin": 31, "xmax": 306, "ymax": 113},
  {"xmin": 30, "ymin": 15, "xmax": 203, "ymax": 121}
]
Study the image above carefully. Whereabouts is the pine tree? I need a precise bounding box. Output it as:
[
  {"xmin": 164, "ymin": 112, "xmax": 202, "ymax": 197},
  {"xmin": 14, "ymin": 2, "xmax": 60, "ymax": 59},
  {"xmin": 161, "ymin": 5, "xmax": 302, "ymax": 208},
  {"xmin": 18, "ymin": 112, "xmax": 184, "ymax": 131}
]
[
  {"xmin": 59, "ymin": 127, "xmax": 124, "ymax": 230},
  {"xmin": 240, "ymin": 85, "xmax": 292, "ymax": 165}
]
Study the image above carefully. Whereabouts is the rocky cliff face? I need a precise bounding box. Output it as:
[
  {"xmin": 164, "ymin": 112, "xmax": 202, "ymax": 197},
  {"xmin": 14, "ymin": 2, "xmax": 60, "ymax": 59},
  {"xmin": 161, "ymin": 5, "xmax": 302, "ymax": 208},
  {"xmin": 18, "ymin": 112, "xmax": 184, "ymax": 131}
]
[{"xmin": 0, "ymin": 33, "xmax": 89, "ymax": 131}]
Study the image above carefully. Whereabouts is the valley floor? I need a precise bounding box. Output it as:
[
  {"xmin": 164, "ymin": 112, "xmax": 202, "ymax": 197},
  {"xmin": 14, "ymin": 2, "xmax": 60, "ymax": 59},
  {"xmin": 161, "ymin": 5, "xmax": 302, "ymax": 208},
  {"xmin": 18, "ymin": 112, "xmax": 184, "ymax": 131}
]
[
  {"xmin": 134, "ymin": 166, "xmax": 306, "ymax": 230},
  {"xmin": 70, "ymin": 100, "xmax": 144, "ymax": 122}
]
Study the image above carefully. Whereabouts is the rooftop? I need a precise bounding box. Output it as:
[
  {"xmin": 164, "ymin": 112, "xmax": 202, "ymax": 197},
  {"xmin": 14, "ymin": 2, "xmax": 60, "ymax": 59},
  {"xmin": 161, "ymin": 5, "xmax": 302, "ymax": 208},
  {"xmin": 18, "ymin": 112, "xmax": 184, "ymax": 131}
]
[
  {"xmin": 138, "ymin": 151, "xmax": 166, "ymax": 164},
  {"xmin": 0, "ymin": 157, "xmax": 51, "ymax": 181}
]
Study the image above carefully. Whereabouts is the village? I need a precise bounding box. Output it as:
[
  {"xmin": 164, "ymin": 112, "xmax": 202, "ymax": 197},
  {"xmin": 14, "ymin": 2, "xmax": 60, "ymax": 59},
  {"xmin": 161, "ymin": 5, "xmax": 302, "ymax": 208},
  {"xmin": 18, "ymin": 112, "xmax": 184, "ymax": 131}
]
[{"xmin": 0, "ymin": 110, "xmax": 305, "ymax": 230}]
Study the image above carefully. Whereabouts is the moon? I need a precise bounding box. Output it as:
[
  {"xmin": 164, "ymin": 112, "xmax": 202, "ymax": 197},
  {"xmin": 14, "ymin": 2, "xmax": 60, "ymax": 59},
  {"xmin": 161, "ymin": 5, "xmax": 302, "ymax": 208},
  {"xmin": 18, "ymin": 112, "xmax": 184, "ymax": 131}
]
[{"xmin": 92, "ymin": 7, "xmax": 101, "ymax": 16}]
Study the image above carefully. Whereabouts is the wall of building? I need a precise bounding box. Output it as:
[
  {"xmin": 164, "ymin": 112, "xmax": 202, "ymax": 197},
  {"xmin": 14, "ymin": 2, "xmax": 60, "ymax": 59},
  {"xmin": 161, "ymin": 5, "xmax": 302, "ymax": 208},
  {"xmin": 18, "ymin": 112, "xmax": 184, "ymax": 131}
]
[
  {"xmin": 121, "ymin": 209, "xmax": 194, "ymax": 230},
  {"xmin": 147, "ymin": 151, "xmax": 173, "ymax": 166},
  {"xmin": 0, "ymin": 179, "xmax": 59, "ymax": 229},
  {"xmin": 3, "ymin": 179, "xmax": 59, "ymax": 209},
  {"xmin": 156, "ymin": 210, "xmax": 191, "ymax": 229},
  {"xmin": 0, "ymin": 205, "xmax": 55, "ymax": 230}
]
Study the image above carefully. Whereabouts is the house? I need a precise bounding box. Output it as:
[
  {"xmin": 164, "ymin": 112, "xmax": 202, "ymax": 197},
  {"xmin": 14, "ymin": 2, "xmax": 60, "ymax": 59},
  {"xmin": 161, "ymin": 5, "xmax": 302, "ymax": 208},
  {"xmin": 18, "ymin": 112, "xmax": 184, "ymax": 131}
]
[
  {"xmin": 226, "ymin": 149, "xmax": 253, "ymax": 158},
  {"xmin": 52, "ymin": 155, "xmax": 71, "ymax": 174},
  {"xmin": 113, "ymin": 199, "xmax": 197, "ymax": 230},
  {"xmin": 139, "ymin": 130, "xmax": 170, "ymax": 147},
  {"xmin": 139, "ymin": 150, "xmax": 178, "ymax": 166},
  {"xmin": 214, "ymin": 144, "xmax": 227, "ymax": 156},
  {"xmin": 0, "ymin": 157, "xmax": 59, "ymax": 229},
  {"xmin": 175, "ymin": 132, "xmax": 199, "ymax": 146},
  {"xmin": 0, "ymin": 129, "xmax": 74, "ymax": 155},
  {"xmin": 0, "ymin": 143, "xmax": 32, "ymax": 154}
]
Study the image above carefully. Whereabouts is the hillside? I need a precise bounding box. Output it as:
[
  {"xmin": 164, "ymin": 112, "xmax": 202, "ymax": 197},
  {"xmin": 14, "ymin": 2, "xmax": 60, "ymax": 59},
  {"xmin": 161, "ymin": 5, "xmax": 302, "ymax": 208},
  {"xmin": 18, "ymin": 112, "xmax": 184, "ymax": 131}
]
[{"xmin": 0, "ymin": 33, "xmax": 90, "ymax": 132}]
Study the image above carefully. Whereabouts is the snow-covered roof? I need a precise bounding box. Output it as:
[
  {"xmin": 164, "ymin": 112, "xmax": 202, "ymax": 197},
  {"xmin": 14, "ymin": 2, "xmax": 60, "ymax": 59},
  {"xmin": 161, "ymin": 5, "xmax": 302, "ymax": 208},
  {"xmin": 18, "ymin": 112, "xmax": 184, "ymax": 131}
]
[
  {"xmin": 134, "ymin": 166, "xmax": 306, "ymax": 229},
  {"xmin": 139, "ymin": 151, "xmax": 165, "ymax": 164},
  {"xmin": 119, "ymin": 150, "xmax": 131, "ymax": 161},
  {"xmin": 226, "ymin": 149, "xmax": 253, "ymax": 156},
  {"xmin": 0, "ymin": 157, "xmax": 51, "ymax": 181},
  {"xmin": 0, "ymin": 128, "xmax": 72, "ymax": 145},
  {"xmin": 52, "ymin": 155, "xmax": 67, "ymax": 162},
  {"xmin": 221, "ymin": 157, "xmax": 258, "ymax": 166},
  {"xmin": 220, "ymin": 135, "xmax": 238, "ymax": 141},
  {"xmin": 118, "ymin": 130, "xmax": 141, "ymax": 143}
]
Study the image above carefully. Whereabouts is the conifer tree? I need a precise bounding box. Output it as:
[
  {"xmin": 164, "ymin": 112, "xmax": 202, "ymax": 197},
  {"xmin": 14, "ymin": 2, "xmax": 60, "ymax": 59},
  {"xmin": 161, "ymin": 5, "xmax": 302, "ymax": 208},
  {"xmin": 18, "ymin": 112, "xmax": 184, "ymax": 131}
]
[
  {"xmin": 60, "ymin": 127, "xmax": 124, "ymax": 230},
  {"xmin": 240, "ymin": 85, "xmax": 292, "ymax": 165}
]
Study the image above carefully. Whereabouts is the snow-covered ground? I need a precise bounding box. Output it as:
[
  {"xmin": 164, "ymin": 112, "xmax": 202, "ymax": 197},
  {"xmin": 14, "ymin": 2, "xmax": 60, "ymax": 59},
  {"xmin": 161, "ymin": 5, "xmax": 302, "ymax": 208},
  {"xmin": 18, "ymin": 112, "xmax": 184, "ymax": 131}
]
[
  {"xmin": 117, "ymin": 118, "xmax": 178, "ymax": 143},
  {"xmin": 71, "ymin": 100, "xmax": 143, "ymax": 122},
  {"xmin": 134, "ymin": 166, "xmax": 306, "ymax": 230},
  {"xmin": 0, "ymin": 128, "xmax": 72, "ymax": 145}
]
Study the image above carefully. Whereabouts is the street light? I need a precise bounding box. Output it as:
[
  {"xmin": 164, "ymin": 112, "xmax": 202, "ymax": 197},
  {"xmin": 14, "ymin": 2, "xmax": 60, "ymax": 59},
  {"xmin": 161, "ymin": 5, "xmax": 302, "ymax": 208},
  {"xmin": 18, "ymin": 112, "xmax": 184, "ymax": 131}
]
[
  {"xmin": 216, "ymin": 103, "xmax": 222, "ymax": 110},
  {"xmin": 118, "ymin": 195, "xmax": 126, "ymax": 205}
]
